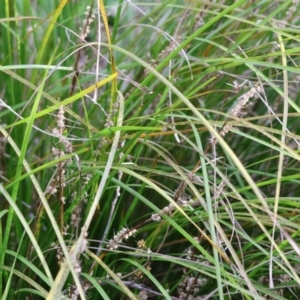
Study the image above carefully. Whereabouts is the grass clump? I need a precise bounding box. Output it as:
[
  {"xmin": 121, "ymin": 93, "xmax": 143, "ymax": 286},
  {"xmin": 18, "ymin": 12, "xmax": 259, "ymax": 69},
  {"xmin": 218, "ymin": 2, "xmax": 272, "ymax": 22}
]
[{"xmin": 1, "ymin": 0, "xmax": 300, "ymax": 299}]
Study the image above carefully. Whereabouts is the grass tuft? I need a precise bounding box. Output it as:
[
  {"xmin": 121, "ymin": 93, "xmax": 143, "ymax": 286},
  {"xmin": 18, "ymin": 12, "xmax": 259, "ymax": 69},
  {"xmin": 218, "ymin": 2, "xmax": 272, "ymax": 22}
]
[{"xmin": 1, "ymin": 1, "xmax": 300, "ymax": 299}]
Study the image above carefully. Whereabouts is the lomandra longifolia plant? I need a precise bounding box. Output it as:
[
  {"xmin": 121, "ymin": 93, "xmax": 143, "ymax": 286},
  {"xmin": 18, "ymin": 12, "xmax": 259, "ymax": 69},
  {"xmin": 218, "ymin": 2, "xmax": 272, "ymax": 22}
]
[{"xmin": 1, "ymin": 1, "xmax": 300, "ymax": 300}]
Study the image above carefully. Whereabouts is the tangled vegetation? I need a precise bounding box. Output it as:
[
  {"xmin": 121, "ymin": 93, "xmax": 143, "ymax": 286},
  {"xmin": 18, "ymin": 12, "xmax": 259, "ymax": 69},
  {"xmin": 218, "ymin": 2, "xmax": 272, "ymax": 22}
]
[{"xmin": 1, "ymin": 0, "xmax": 300, "ymax": 299}]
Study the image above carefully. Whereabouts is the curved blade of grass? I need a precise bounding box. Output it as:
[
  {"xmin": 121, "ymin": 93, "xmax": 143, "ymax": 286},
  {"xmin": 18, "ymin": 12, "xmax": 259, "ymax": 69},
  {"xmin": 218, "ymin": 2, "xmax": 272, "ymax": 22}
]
[
  {"xmin": 5, "ymin": 250, "xmax": 51, "ymax": 287},
  {"xmin": 0, "ymin": 210, "xmax": 8, "ymax": 219},
  {"xmin": 14, "ymin": 289, "xmax": 45, "ymax": 298},
  {"xmin": 0, "ymin": 265, "xmax": 47, "ymax": 297}
]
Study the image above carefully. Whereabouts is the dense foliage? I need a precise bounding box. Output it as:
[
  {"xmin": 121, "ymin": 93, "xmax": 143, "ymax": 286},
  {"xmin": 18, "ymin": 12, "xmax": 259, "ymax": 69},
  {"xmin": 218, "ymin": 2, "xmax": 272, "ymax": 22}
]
[{"xmin": 1, "ymin": 0, "xmax": 300, "ymax": 299}]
